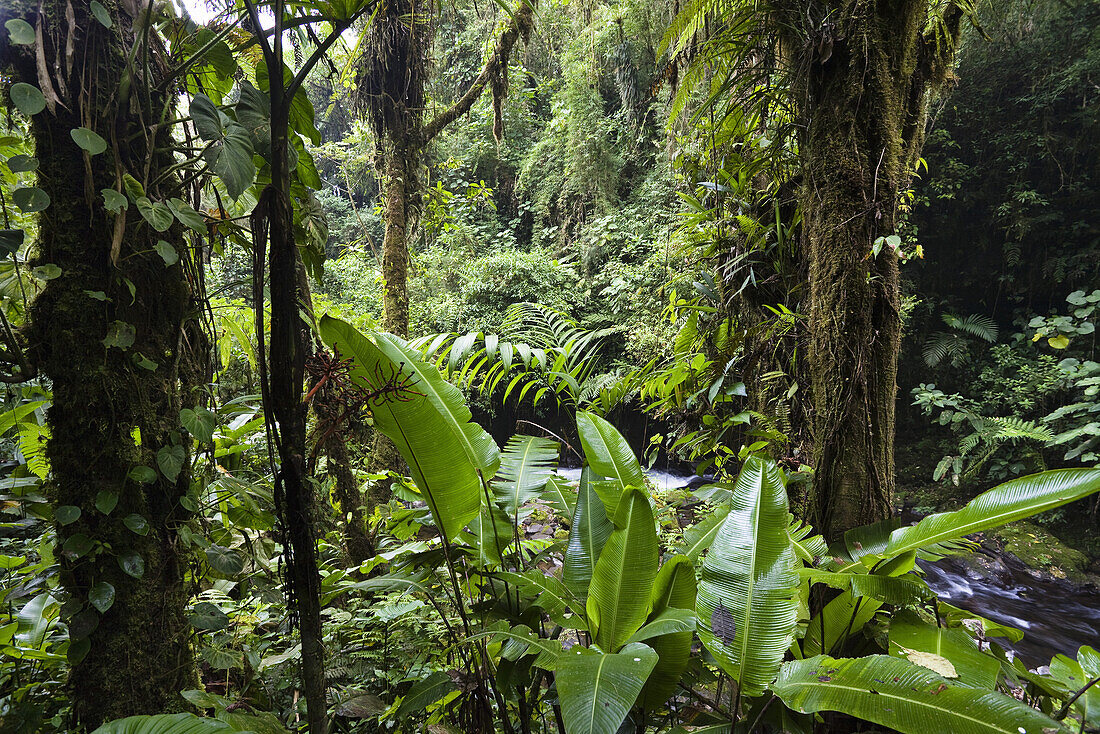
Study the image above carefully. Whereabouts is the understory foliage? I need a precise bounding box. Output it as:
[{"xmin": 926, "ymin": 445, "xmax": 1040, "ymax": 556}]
[{"xmin": 1, "ymin": 0, "xmax": 1100, "ymax": 730}]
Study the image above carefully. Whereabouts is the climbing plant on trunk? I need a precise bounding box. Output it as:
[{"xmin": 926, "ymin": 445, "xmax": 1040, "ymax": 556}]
[
  {"xmin": 665, "ymin": 0, "xmax": 973, "ymax": 540},
  {"xmin": 3, "ymin": 0, "xmax": 201, "ymax": 725}
]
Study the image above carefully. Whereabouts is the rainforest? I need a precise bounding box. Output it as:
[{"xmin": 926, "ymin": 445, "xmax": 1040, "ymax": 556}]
[{"xmin": 0, "ymin": 0, "xmax": 1099, "ymax": 731}]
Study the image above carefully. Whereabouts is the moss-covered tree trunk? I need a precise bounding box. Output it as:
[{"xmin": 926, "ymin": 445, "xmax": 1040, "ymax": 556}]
[
  {"xmin": 786, "ymin": 0, "xmax": 961, "ymax": 541},
  {"xmin": 6, "ymin": 0, "xmax": 199, "ymax": 725}
]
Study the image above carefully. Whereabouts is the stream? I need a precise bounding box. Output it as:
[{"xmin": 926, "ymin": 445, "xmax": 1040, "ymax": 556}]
[{"xmin": 559, "ymin": 467, "xmax": 1100, "ymax": 666}]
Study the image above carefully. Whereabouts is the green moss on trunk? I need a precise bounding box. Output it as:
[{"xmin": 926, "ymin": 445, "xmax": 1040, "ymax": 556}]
[{"xmin": 9, "ymin": 0, "xmax": 199, "ymax": 726}]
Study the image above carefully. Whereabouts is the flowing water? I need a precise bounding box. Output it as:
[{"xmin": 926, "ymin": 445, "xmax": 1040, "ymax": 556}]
[{"xmin": 560, "ymin": 467, "xmax": 1100, "ymax": 666}]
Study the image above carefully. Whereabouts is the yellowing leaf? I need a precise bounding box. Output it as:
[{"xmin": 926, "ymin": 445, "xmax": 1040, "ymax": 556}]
[
  {"xmin": 1048, "ymin": 334, "xmax": 1070, "ymax": 349},
  {"xmin": 902, "ymin": 648, "xmax": 958, "ymax": 678}
]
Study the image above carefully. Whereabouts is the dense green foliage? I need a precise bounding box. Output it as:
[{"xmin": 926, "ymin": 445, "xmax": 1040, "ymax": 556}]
[{"xmin": 1, "ymin": 0, "xmax": 1099, "ymax": 730}]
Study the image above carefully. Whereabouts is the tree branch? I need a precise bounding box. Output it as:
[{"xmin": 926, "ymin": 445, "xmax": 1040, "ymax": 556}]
[{"xmin": 422, "ymin": 0, "xmax": 535, "ymax": 143}]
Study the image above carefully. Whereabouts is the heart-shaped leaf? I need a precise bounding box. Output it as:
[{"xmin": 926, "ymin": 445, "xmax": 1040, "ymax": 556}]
[
  {"xmin": 157, "ymin": 444, "xmax": 186, "ymax": 482},
  {"xmin": 123, "ymin": 513, "xmax": 149, "ymax": 536},
  {"xmin": 154, "ymin": 240, "xmax": 178, "ymax": 266},
  {"xmin": 71, "ymin": 127, "xmax": 107, "ymax": 155},
  {"xmin": 88, "ymin": 581, "xmax": 115, "ymax": 613},
  {"xmin": 13, "ymin": 187, "xmax": 50, "ymax": 213},
  {"xmin": 101, "ymin": 189, "xmax": 128, "ymax": 213},
  {"xmin": 5, "ymin": 19, "xmax": 35, "ymax": 44},
  {"xmin": 5, "ymin": 154, "xmax": 38, "ymax": 173},
  {"xmin": 10, "ymin": 83, "xmax": 45, "ymax": 116},
  {"xmin": 136, "ymin": 197, "xmax": 173, "ymax": 232},
  {"xmin": 118, "ymin": 551, "xmax": 145, "ymax": 578},
  {"xmin": 95, "ymin": 491, "xmax": 118, "ymax": 515},
  {"xmin": 189, "ymin": 601, "xmax": 230, "ymax": 631},
  {"xmin": 56, "ymin": 505, "xmax": 81, "ymax": 525}
]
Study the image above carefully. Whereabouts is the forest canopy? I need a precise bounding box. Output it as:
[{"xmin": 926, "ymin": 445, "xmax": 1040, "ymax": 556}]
[{"xmin": 0, "ymin": 0, "xmax": 1098, "ymax": 731}]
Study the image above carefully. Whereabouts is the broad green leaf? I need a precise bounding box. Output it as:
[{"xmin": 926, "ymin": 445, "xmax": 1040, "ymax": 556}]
[
  {"xmin": 71, "ymin": 127, "xmax": 107, "ymax": 155},
  {"xmin": 206, "ymin": 545, "xmax": 244, "ymax": 576},
  {"xmin": 675, "ymin": 502, "xmax": 730, "ymax": 560},
  {"xmin": 118, "ymin": 551, "xmax": 144, "ymax": 578},
  {"xmin": 798, "ymin": 569, "xmax": 935, "ymax": 606},
  {"xmin": 5, "ymin": 19, "xmax": 35, "ymax": 44},
  {"xmin": 189, "ymin": 601, "xmax": 230, "ymax": 631},
  {"xmin": 802, "ymin": 590, "xmax": 881, "ymax": 658},
  {"xmin": 157, "ymin": 444, "xmax": 186, "ymax": 482},
  {"xmin": 102, "ymin": 189, "xmax": 128, "ymax": 213},
  {"xmin": 576, "ymin": 411, "xmax": 645, "ymax": 492},
  {"xmin": 464, "ymin": 501, "xmax": 513, "ymax": 568},
  {"xmin": 180, "ymin": 406, "xmax": 216, "ymax": 444},
  {"xmin": 319, "ymin": 316, "xmax": 499, "ymax": 541},
  {"xmin": 638, "ymin": 555, "xmax": 697, "ymax": 711},
  {"xmin": 773, "ymin": 655, "xmax": 1061, "ymax": 734},
  {"xmin": 89, "ymin": 581, "xmax": 115, "ymax": 613},
  {"xmin": 6, "ymin": 154, "xmax": 38, "ymax": 172},
  {"xmin": 492, "ymin": 434, "xmax": 558, "ymax": 519},
  {"xmin": 1048, "ymin": 646, "xmax": 1100, "ymax": 723},
  {"xmin": 889, "ymin": 610, "xmax": 999, "ymax": 689},
  {"xmin": 128, "ymin": 466, "xmax": 157, "ymax": 484},
  {"xmin": 13, "ymin": 186, "xmax": 50, "ymax": 213},
  {"xmin": 189, "ymin": 94, "xmax": 256, "ymax": 199},
  {"xmin": 0, "ymin": 229, "xmax": 22, "ymax": 258},
  {"xmin": 91, "ymin": 713, "xmax": 234, "ymax": 734},
  {"xmin": 886, "ymin": 468, "xmax": 1100, "ymax": 559},
  {"xmin": 498, "ymin": 568, "xmax": 585, "ymax": 625},
  {"xmin": 95, "ymin": 490, "xmax": 118, "ymax": 515},
  {"xmin": 103, "ymin": 321, "xmax": 135, "ymax": 349},
  {"xmin": 16, "ymin": 592, "xmax": 59, "ymax": 647},
  {"xmin": 587, "ymin": 487, "xmax": 658, "ymax": 652},
  {"xmin": 123, "ymin": 513, "xmax": 149, "ymax": 535},
  {"xmin": 90, "ymin": 1, "xmax": 113, "ymax": 27},
  {"xmin": 697, "ymin": 456, "xmax": 798, "ymax": 696},
  {"xmin": 167, "ymin": 198, "xmax": 206, "ymax": 233},
  {"xmin": 396, "ymin": 671, "xmax": 456, "ymax": 720},
  {"xmin": 556, "ymin": 643, "xmax": 658, "ymax": 734},
  {"xmin": 32, "ymin": 263, "xmax": 60, "ymax": 280},
  {"xmin": 10, "ymin": 83, "xmax": 45, "ymax": 116},
  {"xmin": 55, "ymin": 505, "xmax": 81, "ymax": 525},
  {"xmin": 542, "ymin": 474, "xmax": 576, "ymax": 518},
  {"xmin": 154, "ymin": 240, "xmax": 179, "ymax": 266},
  {"xmin": 563, "ymin": 466, "xmax": 613, "ymax": 599},
  {"xmin": 136, "ymin": 198, "xmax": 173, "ymax": 232}
]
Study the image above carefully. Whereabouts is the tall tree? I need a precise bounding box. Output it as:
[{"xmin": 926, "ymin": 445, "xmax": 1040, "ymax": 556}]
[
  {"xmin": 667, "ymin": 0, "xmax": 970, "ymax": 539},
  {"xmin": 788, "ymin": 0, "xmax": 967, "ymax": 540},
  {"xmin": 2, "ymin": 0, "xmax": 200, "ymax": 725}
]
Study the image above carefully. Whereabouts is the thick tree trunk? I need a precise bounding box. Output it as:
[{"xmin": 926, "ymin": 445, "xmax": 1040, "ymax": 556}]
[
  {"xmin": 8, "ymin": 0, "xmax": 199, "ymax": 725},
  {"xmin": 789, "ymin": 0, "xmax": 957, "ymax": 541}
]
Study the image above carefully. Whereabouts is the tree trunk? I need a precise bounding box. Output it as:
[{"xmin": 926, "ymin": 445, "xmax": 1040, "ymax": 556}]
[
  {"xmin": 264, "ymin": 56, "xmax": 328, "ymax": 733},
  {"xmin": 789, "ymin": 0, "xmax": 960, "ymax": 541},
  {"xmin": 8, "ymin": 0, "xmax": 199, "ymax": 725},
  {"xmin": 379, "ymin": 142, "xmax": 414, "ymax": 339}
]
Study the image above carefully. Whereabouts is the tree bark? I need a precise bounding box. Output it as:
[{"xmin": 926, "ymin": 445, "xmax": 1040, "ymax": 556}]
[
  {"xmin": 7, "ymin": 0, "xmax": 199, "ymax": 725},
  {"xmin": 785, "ymin": 0, "xmax": 961, "ymax": 541}
]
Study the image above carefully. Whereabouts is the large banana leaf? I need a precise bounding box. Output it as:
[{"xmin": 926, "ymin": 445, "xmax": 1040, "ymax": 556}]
[
  {"xmin": 563, "ymin": 467, "xmax": 614, "ymax": 599},
  {"xmin": 885, "ymin": 467, "xmax": 1100, "ymax": 559},
  {"xmin": 638, "ymin": 555, "xmax": 697, "ymax": 711},
  {"xmin": 888, "ymin": 610, "xmax": 999, "ymax": 689},
  {"xmin": 492, "ymin": 435, "xmax": 559, "ymax": 520},
  {"xmin": 801, "ymin": 590, "xmax": 881, "ymax": 658},
  {"xmin": 576, "ymin": 411, "xmax": 645, "ymax": 492},
  {"xmin": 318, "ymin": 316, "xmax": 500, "ymax": 541},
  {"xmin": 542, "ymin": 474, "xmax": 576, "ymax": 518},
  {"xmin": 463, "ymin": 502, "xmax": 514, "ymax": 568},
  {"xmin": 696, "ymin": 456, "xmax": 799, "ymax": 696},
  {"xmin": 91, "ymin": 714, "xmax": 234, "ymax": 734},
  {"xmin": 772, "ymin": 655, "xmax": 1063, "ymax": 734},
  {"xmin": 798, "ymin": 568, "xmax": 935, "ymax": 606},
  {"xmin": 556, "ymin": 642, "xmax": 658, "ymax": 734},
  {"xmin": 587, "ymin": 487, "xmax": 659, "ymax": 652}
]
